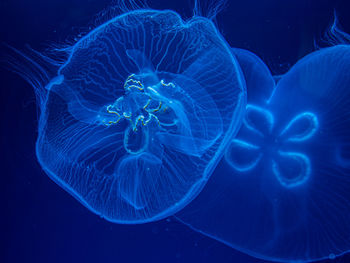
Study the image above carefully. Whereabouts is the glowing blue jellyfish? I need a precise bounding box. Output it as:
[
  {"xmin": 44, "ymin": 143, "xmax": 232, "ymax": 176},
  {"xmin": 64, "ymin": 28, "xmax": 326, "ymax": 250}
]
[
  {"xmin": 176, "ymin": 45, "xmax": 350, "ymax": 262},
  {"xmin": 19, "ymin": 9, "xmax": 245, "ymax": 223}
]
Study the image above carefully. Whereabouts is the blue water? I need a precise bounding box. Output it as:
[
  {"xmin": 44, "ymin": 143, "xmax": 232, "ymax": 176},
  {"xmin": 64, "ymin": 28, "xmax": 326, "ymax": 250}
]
[{"xmin": 1, "ymin": 0, "xmax": 350, "ymax": 262}]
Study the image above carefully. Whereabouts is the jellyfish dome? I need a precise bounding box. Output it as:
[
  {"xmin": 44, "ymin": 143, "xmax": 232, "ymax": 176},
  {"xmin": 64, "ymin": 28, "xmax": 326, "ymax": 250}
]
[
  {"xmin": 30, "ymin": 9, "xmax": 245, "ymax": 223},
  {"xmin": 176, "ymin": 45, "xmax": 350, "ymax": 262}
]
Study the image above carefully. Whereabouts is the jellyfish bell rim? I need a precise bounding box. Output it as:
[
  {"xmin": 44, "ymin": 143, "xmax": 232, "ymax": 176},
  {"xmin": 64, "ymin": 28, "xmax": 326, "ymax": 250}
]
[
  {"xmin": 267, "ymin": 44, "xmax": 350, "ymax": 104},
  {"xmin": 56, "ymin": 8, "xmax": 242, "ymax": 83},
  {"xmin": 36, "ymin": 138, "xmax": 207, "ymax": 224},
  {"xmin": 177, "ymin": 217, "xmax": 345, "ymax": 263}
]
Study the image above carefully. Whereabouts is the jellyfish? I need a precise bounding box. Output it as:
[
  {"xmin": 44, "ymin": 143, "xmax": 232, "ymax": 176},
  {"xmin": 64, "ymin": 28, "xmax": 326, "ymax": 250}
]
[
  {"xmin": 176, "ymin": 44, "xmax": 350, "ymax": 262},
  {"xmin": 11, "ymin": 7, "xmax": 246, "ymax": 223}
]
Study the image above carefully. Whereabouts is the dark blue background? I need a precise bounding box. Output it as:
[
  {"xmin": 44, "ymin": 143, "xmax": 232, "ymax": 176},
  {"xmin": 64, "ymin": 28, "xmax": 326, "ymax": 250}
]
[{"xmin": 1, "ymin": 0, "xmax": 350, "ymax": 262}]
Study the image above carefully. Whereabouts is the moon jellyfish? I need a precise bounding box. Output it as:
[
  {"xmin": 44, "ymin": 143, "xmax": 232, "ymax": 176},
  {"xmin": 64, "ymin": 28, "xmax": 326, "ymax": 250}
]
[
  {"xmin": 176, "ymin": 45, "xmax": 350, "ymax": 262},
  {"xmin": 15, "ymin": 9, "xmax": 245, "ymax": 223}
]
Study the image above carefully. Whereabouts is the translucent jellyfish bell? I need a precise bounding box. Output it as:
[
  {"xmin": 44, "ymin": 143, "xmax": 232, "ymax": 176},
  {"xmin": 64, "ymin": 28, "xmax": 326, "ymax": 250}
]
[
  {"xmin": 176, "ymin": 45, "xmax": 350, "ymax": 262},
  {"xmin": 17, "ymin": 8, "xmax": 245, "ymax": 223}
]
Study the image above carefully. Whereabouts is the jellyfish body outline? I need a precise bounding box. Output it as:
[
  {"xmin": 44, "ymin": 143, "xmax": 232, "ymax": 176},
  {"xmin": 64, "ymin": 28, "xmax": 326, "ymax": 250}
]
[
  {"xmin": 22, "ymin": 8, "xmax": 246, "ymax": 223},
  {"xmin": 176, "ymin": 45, "xmax": 350, "ymax": 262}
]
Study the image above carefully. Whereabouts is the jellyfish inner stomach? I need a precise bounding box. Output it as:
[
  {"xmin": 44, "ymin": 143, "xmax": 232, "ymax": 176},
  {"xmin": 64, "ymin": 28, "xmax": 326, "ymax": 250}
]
[{"xmin": 99, "ymin": 71, "xmax": 210, "ymax": 157}]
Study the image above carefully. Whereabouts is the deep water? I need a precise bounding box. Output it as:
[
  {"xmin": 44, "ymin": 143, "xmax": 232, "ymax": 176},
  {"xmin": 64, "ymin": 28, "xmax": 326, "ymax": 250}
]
[{"xmin": 1, "ymin": 0, "xmax": 350, "ymax": 262}]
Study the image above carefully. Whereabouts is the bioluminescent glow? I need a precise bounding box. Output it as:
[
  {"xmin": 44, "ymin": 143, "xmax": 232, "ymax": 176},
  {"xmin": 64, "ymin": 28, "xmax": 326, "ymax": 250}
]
[
  {"xmin": 15, "ymin": 8, "xmax": 245, "ymax": 223},
  {"xmin": 9, "ymin": 1, "xmax": 350, "ymax": 262},
  {"xmin": 177, "ymin": 45, "xmax": 350, "ymax": 262}
]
